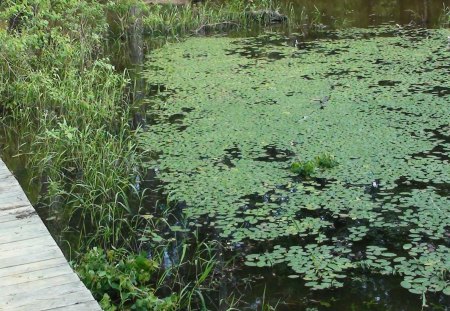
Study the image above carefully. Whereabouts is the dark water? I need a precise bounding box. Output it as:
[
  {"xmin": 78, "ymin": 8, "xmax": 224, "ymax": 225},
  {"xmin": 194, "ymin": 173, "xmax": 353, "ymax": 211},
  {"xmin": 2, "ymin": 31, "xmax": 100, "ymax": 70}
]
[{"xmin": 287, "ymin": 0, "xmax": 449, "ymax": 28}]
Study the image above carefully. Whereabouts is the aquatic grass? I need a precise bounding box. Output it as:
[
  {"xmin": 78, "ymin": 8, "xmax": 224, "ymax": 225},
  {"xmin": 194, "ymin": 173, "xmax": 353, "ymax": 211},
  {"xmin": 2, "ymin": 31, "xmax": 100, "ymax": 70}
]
[
  {"xmin": 176, "ymin": 241, "xmax": 218, "ymax": 310},
  {"xmin": 290, "ymin": 160, "xmax": 316, "ymax": 177},
  {"xmin": 0, "ymin": 0, "xmax": 149, "ymax": 254},
  {"xmin": 32, "ymin": 120, "xmax": 144, "ymax": 249},
  {"xmin": 137, "ymin": 215, "xmax": 229, "ymax": 310},
  {"xmin": 1, "ymin": 28, "xmax": 142, "ymax": 249},
  {"xmin": 290, "ymin": 153, "xmax": 338, "ymax": 177},
  {"xmin": 141, "ymin": 0, "xmax": 293, "ymax": 36},
  {"xmin": 104, "ymin": 0, "xmax": 294, "ymax": 38},
  {"xmin": 438, "ymin": 4, "xmax": 450, "ymax": 28}
]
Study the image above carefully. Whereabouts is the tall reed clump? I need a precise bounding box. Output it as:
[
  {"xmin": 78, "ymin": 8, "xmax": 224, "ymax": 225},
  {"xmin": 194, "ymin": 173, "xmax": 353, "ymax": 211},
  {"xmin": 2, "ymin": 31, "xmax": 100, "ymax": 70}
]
[
  {"xmin": 109, "ymin": 0, "xmax": 293, "ymax": 37},
  {"xmin": 0, "ymin": 0, "xmax": 143, "ymax": 249},
  {"xmin": 439, "ymin": 4, "xmax": 450, "ymax": 28}
]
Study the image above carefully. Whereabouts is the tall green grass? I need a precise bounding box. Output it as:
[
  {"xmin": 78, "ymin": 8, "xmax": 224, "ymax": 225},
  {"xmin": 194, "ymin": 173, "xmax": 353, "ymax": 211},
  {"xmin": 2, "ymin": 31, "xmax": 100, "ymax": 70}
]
[
  {"xmin": 106, "ymin": 0, "xmax": 294, "ymax": 37},
  {"xmin": 0, "ymin": 0, "xmax": 144, "ymax": 250},
  {"xmin": 438, "ymin": 4, "xmax": 450, "ymax": 28}
]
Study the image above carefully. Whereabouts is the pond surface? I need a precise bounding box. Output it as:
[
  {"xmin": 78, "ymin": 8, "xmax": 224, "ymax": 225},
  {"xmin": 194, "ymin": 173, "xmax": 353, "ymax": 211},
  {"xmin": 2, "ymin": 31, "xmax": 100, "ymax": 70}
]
[
  {"xmin": 284, "ymin": 0, "xmax": 449, "ymax": 28},
  {"xmin": 138, "ymin": 2, "xmax": 450, "ymax": 309}
]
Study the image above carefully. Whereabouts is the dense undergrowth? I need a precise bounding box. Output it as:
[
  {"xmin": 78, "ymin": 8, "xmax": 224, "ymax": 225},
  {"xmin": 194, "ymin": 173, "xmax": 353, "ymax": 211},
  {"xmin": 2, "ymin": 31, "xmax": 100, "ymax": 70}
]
[
  {"xmin": 1, "ymin": 0, "xmax": 132, "ymax": 244},
  {"xmin": 0, "ymin": 0, "xmax": 289, "ymax": 309}
]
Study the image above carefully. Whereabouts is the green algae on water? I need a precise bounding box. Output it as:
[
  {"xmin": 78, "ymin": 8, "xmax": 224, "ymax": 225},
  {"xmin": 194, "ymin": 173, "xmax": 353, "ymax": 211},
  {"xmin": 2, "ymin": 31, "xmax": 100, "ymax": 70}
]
[{"xmin": 140, "ymin": 27, "xmax": 450, "ymax": 294}]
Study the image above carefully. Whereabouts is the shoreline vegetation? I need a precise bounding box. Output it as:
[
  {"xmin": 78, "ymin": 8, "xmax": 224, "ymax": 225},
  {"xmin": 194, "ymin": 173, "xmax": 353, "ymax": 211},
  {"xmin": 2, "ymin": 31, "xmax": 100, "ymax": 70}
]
[{"xmin": 0, "ymin": 0, "xmax": 449, "ymax": 310}]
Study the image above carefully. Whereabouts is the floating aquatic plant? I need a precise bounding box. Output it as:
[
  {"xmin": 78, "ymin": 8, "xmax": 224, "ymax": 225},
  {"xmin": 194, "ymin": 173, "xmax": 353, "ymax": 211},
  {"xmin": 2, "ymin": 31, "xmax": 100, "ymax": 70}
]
[
  {"xmin": 290, "ymin": 159, "xmax": 316, "ymax": 177},
  {"xmin": 395, "ymin": 244, "xmax": 450, "ymax": 295},
  {"xmin": 246, "ymin": 244, "xmax": 354, "ymax": 290},
  {"xmin": 140, "ymin": 26, "xmax": 450, "ymax": 297}
]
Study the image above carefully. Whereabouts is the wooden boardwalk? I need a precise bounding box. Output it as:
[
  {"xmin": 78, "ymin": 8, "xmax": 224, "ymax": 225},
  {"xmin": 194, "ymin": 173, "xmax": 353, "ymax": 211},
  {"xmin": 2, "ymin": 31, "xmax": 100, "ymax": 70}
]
[{"xmin": 0, "ymin": 159, "xmax": 101, "ymax": 311}]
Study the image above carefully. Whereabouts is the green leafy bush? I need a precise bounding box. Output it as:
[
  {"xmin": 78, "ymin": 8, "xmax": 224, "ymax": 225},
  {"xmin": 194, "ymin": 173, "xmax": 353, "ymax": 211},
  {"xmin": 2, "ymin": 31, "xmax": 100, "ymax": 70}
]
[
  {"xmin": 290, "ymin": 153, "xmax": 338, "ymax": 177},
  {"xmin": 74, "ymin": 248, "xmax": 179, "ymax": 311}
]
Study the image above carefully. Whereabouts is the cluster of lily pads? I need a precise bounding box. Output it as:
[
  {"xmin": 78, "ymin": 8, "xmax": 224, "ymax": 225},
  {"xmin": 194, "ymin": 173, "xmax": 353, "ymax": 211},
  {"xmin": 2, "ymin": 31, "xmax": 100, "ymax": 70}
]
[
  {"xmin": 140, "ymin": 26, "xmax": 450, "ymax": 298},
  {"xmin": 246, "ymin": 244, "xmax": 353, "ymax": 289}
]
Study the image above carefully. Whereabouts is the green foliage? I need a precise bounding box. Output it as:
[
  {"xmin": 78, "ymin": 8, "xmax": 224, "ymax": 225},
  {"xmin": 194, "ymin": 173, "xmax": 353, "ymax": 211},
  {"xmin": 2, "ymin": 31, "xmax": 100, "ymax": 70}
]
[
  {"xmin": 141, "ymin": 0, "xmax": 292, "ymax": 36},
  {"xmin": 291, "ymin": 153, "xmax": 338, "ymax": 177},
  {"xmin": 290, "ymin": 160, "xmax": 316, "ymax": 177},
  {"xmin": 246, "ymin": 244, "xmax": 353, "ymax": 290},
  {"xmin": 359, "ymin": 246, "xmax": 395, "ymax": 275},
  {"xmin": 315, "ymin": 153, "xmax": 339, "ymax": 169},
  {"xmin": 74, "ymin": 248, "xmax": 179, "ymax": 311},
  {"xmin": 0, "ymin": 0, "xmax": 144, "ymax": 249},
  {"xmin": 395, "ymin": 244, "xmax": 450, "ymax": 295}
]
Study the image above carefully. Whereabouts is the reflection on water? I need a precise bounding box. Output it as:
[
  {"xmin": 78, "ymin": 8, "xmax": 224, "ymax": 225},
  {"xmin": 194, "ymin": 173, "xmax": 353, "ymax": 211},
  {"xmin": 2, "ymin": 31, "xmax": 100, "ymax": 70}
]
[{"xmin": 288, "ymin": 0, "xmax": 450, "ymax": 28}]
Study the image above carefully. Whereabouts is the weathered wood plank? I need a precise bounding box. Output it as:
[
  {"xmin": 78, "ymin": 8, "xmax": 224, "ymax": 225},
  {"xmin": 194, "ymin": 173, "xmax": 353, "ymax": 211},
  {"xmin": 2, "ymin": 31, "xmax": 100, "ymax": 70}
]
[
  {"xmin": 0, "ymin": 246, "xmax": 63, "ymax": 270},
  {"xmin": 0, "ymin": 206, "xmax": 37, "ymax": 223},
  {"xmin": 0, "ymin": 238, "xmax": 59, "ymax": 266},
  {"xmin": 1, "ymin": 282, "xmax": 94, "ymax": 308},
  {"xmin": 0, "ymin": 224, "xmax": 49, "ymax": 244},
  {"xmin": 0, "ymin": 159, "xmax": 101, "ymax": 310},
  {"xmin": 0, "ymin": 235, "xmax": 54, "ymax": 253},
  {"xmin": 0, "ymin": 273, "xmax": 82, "ymax": 297},
  {"xmin": 14, "ymin": 293, "xmax": 99, "ymax": 311},
  {"xmin": 0, "ymin": 197, "xmax": 29, "ymax": 209},
  {"xmin": 0, "ymin": 264, "xmax": 73, "ymax": 287},
  {"xmin": 0, "ymin": 257, "xmax": 68, "ymax": 278},
  {"xmin": 0, "ymin": 215, "xmax": 43, "ymax": 232},
  {"xmin": 47, "ymin": 301, "xmax": 102, "ymax": 311},
  {"xmin": 0, "ymin": 203, "xmax": 30, "ymax": 213}
]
